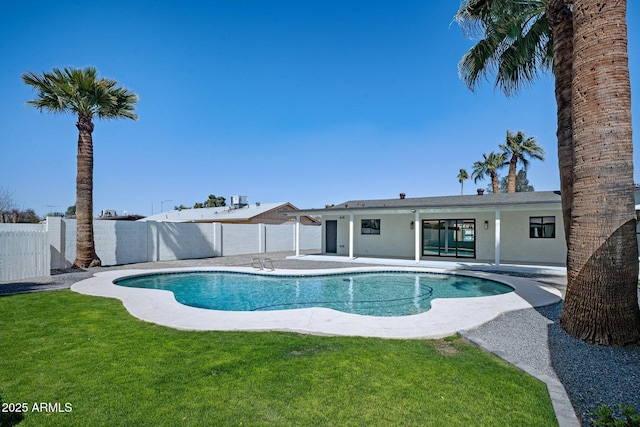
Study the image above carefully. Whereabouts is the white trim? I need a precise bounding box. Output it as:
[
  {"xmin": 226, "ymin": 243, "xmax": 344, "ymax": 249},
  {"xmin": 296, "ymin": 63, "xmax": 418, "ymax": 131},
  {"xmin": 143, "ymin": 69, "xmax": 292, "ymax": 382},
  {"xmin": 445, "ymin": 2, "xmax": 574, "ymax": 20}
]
[
  {"xmin": 414, "ymin": 211, "xmax": 420, "ymax": 263},
  {"xmin": 495, "ymin": 210, "xmax": 501, "ymax": 267},
  {"xmin": 349, "ymin": 214, "xmax": 354, "ymax": 259},
  {"xmin": 295, "ymin": 216, "xmax": 300, "ymax": 256},
  {"xmin": 287, "ymin": 202, "xmax": 561, "ymax": 217}
]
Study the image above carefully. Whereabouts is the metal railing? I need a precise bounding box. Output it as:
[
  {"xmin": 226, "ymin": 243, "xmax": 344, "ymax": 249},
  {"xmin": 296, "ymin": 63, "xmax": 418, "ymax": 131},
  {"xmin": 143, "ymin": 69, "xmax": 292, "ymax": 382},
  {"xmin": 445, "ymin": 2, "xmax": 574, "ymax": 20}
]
[{"xmin": 252, "ymin": 257, "xmax": 275, "ymax": 271}]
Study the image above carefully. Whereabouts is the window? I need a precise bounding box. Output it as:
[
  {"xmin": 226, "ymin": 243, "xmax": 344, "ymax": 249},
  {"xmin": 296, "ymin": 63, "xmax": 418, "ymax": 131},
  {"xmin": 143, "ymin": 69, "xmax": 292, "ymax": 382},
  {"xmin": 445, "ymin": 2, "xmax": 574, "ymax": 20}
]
[
  {"xmin": 530, "ymin": 216, "xmax": 555, "ymax": 238},
  {"xmin": 361, "ymin": 219, "xmax": 380, "ymax": 235}
]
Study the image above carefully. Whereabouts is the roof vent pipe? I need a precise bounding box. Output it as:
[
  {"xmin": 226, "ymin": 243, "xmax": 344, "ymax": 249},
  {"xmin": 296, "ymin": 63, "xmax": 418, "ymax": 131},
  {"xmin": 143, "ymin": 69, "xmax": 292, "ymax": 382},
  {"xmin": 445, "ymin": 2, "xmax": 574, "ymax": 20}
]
[
  {"xmin": 477, "ymin": 189, "xmax": 485, "ymax": 196},
  {"xmin": 399, "ymin": 193, "xmax": 406, "ymax": 199}
]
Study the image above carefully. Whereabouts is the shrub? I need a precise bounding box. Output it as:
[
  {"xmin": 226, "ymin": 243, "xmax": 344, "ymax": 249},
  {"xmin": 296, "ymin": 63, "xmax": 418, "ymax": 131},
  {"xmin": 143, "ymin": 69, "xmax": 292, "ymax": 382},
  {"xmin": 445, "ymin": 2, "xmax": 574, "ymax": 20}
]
[{"xmin": 593, "ymin": 404, "xmax": 640, "ymax": 427}]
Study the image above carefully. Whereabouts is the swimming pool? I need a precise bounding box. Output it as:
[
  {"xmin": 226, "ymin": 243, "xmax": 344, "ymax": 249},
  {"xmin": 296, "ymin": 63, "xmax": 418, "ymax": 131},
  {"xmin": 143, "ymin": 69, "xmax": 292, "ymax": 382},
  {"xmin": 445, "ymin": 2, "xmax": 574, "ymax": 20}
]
[
  {"xmin": 114, "ymin": 271, "xmax": 513, "ymax": 316},
  {"xmin": 72, "ymin": 266, "xmax": 562, "ymax": 338}
]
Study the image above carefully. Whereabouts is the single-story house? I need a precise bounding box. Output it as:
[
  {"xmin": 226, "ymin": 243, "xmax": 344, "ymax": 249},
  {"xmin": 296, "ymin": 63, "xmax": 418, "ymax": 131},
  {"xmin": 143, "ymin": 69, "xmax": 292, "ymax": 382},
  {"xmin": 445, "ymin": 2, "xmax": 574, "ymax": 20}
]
[
  {"xmin": 284, "ymin": 191, "xmax": 566, "ymax": 266},
  {"xmin": 140, "ymin": 201, "xmax": 320, "ymax": 225}
]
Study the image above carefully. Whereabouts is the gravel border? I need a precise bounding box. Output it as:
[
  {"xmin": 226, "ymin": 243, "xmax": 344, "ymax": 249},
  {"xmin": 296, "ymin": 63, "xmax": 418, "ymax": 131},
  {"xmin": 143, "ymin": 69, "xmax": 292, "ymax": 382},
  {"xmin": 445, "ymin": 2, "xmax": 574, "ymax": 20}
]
[
  {"xmin": 2, "ymin": 251, "xmax": 639, "ymax": 426},
  {"xmin": 462, "ymin": 296, "xmax": 640, "ymax": 426}
]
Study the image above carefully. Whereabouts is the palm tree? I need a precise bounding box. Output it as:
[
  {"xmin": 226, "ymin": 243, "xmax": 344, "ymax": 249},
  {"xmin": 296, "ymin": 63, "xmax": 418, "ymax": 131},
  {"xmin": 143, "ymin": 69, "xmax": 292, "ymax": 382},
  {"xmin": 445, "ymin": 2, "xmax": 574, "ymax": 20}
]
[
  {"xmin": 457, "ymin": 0, "xmax": 640, "ymax": 345},
  {"xmin": 457, "ymin": 169, "xmax": 469, "ymax": 195},
  {"xmin": 559, "ymin": 0, "xmax": 640, "ymax": 346},
  {"xmin": 546, "ymin": 0, "xmax": 574, "ymax": 246},
  {"xmin": 498, "ymin": 169, "xmax": 534, "ymax": 192},
  {"xmin": 499, "ymin": 130, "xmax": 545, "ymax": 193},
  {"xmin": 23, "ymin": 66, "xmax": 138, "ymax": 269},
  {"xmin": 455, "ymin": 0, "xmax": 574, "ymax": 243},
  {"xmin": 471, "ymin": 152, "xmax": 506, "ymax": 194}
]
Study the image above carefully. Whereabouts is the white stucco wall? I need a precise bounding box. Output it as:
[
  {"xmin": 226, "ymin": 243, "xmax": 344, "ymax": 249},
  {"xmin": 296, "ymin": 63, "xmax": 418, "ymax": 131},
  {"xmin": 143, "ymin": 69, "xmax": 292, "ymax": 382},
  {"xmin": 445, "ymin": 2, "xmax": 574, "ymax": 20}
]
[
  {"xmin": 321, "ymin": 206, "xmax": 566, "ymax": 265},
  {"xmin": 352, "ymin": 214, "xmax": 414, "ymax": 258},
  {"xmin": 323, "ymin": 214, "xmax": 414, "ymax": 258},
  {"xmin": 499, "ymin": 209, "xmax": 566, "ymax": 264},
  {"xmin": 335, "ymin": 216, "xmax": 350, "ymax": 255},
  {"xmin": 474, "ymin": 213, "xmax": 497, "ymax": 261}
]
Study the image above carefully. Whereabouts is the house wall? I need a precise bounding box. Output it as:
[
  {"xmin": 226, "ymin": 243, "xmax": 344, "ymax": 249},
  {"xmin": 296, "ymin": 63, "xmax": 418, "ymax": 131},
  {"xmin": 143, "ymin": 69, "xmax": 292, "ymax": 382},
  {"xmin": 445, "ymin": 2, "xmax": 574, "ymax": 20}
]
[
  {"xmin": 335, "ymin": 215, "xmax": 351, "ymax": 255},
  {"xmin": 473, "ymin": 212, "xmax": 496, "ymax": 261},
  {"xmin": 499, "ymin": 209, "xmax": 566, "ymax": 264},
  {"xmin": 322, "ymin": 214, "xmax": 415, "ymax": 258},
  {"xmin": 354, "ymin": 214, "xmax": 414, "ymax": 258},
  {"xmin": 321, "ymin": 207, "xmax": 567, "ymax": 265}
]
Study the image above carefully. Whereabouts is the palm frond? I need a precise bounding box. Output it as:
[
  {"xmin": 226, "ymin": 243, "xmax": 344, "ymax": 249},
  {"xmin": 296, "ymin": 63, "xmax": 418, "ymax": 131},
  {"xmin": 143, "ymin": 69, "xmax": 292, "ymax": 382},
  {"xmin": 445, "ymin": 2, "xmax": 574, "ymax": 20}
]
[
  {"xmin": 22, "ymin": 66, "xmax": 138, "ymax": 121},
  {"xmin": 471, "ymin": 151, "xmax": 507, "ymax": 183},
  {"xmin": 455, "ymin": 0, "xmax": 551, "ymax": 97}
]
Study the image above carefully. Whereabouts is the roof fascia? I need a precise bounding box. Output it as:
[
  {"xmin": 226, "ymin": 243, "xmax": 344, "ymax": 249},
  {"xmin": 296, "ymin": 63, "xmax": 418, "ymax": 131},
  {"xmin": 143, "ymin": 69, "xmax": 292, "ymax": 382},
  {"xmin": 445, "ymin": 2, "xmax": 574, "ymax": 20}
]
[{"xmin": 284, "ymin": 202, "xmax": 561, "ymax": 217}]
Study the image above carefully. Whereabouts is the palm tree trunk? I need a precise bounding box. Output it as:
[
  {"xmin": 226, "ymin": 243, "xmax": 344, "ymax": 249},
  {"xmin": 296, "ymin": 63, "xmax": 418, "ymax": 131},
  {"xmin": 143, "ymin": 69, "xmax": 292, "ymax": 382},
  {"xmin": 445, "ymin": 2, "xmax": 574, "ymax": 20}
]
[
  {"xmin": 560, "ymin": 0, "xmax": 640, "ymax": 345},
  {"xmin": 507, "ymin": 155, "xmax": 517, "ymax": 193},
  {"xmin": 490, "ymin": 172, "xmax": 499, "ymax": 194},
  {"xmin": 546, "ymin": 0, "xmax": 574, "ymax": 249},
  {"xmin": 73, "ymin": 112, "xmax": 101, "ymax": 269}
]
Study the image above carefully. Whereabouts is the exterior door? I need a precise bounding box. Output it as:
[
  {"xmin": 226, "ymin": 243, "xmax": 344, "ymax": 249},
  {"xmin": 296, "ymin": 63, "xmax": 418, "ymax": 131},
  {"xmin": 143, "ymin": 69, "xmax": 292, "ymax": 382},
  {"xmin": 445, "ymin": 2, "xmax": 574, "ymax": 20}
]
[
  {"xmin": 326, "ymin": 220, "xmax": 337, "ymax": 253},
  {"xmin": 422, "ymin": 219, "xmax": 475, "ymax": 258},
  {"xmin": 422, "ymin": 220, "xmax": 440, "ymax": 256},
  {"xmin": 455, "ymin": 220, "xmax": 475, "ymax": 258},
  {"xmin": 439, "ymin": 220, "xmax": 457, "ymax": 256}
]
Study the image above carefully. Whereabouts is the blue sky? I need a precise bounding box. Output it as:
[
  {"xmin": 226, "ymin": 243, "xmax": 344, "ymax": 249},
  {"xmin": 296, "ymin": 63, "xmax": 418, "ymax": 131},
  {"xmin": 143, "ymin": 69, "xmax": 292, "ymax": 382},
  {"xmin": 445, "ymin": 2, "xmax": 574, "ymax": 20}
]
[{"xmin": 1, "ymin": 1, "xmax": 638, "ymax": 217}]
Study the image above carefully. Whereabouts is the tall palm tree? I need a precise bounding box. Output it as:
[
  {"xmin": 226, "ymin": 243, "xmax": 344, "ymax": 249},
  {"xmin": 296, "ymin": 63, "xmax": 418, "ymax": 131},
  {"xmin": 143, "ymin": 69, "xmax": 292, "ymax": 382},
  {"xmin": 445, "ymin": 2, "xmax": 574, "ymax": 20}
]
[
  {"xmin": 23, "ymin": 66, "xmax": 138, "ymax": 269},
  {"xmin": 457, "ymin": 0, "xmax": 640, "ymax": 345},
  {"xmin": 559, "ymin": 0, "xmax": 640, "ymax": 345},
  {"xmin": 546, "ymin": 0, "xmax": 574, "ymax": 246},
  {"xmin": 499, "ymin": 130, "xmax": 545, "ymax": 193},
  {"xmin": 456, "ymin": 0, "xmax": 574, "ymax": 243},
  {"xmin": 471, "ymin": 152, "xmax": 506, "ymax": 194},
  {"xmin": 457, "ymin": 169, "xmax": 469, "ymax": 195}
]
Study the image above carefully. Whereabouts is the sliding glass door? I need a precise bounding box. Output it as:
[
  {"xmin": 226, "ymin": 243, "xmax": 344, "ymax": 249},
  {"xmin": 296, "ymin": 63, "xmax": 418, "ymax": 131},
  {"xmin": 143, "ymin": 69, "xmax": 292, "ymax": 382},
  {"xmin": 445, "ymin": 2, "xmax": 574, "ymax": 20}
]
[
  {"xmin": 422, "ymin": 219, "xmax": 475, "ymax": 258},
  {"xmin": 422, "ymin": 220, "xmax": 441, "ymax": 257}
]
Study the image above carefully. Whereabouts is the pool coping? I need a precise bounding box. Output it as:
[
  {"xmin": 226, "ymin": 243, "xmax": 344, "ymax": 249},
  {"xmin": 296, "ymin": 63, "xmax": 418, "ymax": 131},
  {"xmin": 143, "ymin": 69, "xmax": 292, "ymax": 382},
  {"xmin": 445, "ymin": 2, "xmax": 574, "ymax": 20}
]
[{"xmin": 71, "ymin": 265, "xmax": 561, "ymax": 339}]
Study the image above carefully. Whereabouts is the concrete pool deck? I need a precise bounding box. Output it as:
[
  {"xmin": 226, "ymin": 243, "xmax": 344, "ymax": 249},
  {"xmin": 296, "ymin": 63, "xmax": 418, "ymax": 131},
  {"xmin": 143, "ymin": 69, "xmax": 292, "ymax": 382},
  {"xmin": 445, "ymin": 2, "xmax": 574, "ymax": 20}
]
[{"xmin": 71, "ymin": 265, "xmax": 561, "ymax": 339}]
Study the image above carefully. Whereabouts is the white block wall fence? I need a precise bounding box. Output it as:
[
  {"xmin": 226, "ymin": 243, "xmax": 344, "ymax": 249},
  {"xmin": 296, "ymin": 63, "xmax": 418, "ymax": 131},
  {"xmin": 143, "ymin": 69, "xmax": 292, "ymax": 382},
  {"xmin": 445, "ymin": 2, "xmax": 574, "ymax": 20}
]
[{"xmin": 0, "ymin": 217, "xmax": 321, "ymax": 280}]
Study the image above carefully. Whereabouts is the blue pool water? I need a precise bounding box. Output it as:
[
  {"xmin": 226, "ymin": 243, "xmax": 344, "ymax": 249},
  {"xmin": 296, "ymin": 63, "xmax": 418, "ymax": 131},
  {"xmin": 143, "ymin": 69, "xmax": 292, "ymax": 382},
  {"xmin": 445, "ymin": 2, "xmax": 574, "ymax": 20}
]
[{"xmin": 115, "ymin": 271, "xmax": 513, "ymax": 317}]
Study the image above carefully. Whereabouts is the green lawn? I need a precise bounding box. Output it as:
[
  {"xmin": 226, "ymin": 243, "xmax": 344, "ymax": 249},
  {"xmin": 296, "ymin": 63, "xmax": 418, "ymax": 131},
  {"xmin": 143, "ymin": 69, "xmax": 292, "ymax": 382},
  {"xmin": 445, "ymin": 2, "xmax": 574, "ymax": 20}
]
[{"xmin": 0, "ymin": 290, "xmax": 557, "ymax": 426}]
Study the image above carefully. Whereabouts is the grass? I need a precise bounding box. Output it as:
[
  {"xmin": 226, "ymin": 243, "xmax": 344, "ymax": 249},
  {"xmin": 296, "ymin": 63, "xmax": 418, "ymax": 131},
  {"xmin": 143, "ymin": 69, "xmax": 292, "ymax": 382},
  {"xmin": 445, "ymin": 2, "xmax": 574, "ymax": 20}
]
[{"xmin": 0, "ymin": 290, "xmax": 558, "ymax": 426}]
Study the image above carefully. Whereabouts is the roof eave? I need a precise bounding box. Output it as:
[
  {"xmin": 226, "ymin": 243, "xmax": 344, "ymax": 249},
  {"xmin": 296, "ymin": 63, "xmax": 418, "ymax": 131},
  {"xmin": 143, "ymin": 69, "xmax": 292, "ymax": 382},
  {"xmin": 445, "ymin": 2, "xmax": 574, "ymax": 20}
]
[{"xmin": 283, "ymin": 201, "xmax": 562, "ymax": 217}]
